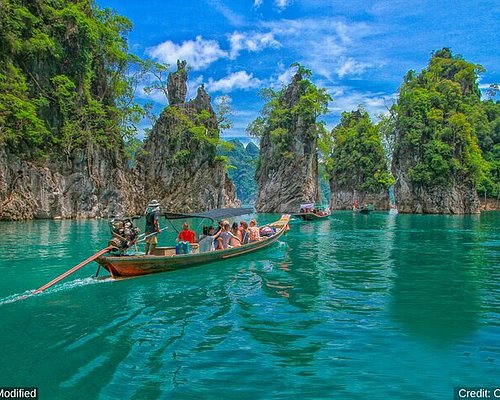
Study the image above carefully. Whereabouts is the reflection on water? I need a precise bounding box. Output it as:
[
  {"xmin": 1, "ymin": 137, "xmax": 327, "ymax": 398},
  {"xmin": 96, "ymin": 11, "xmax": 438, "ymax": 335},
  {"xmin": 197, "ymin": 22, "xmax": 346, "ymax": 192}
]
[
  {"xmin": 389, "ymin": 215, "xmax": 484, "ymax": 343},
  {"xmin": 0, "ymin": 212, "xmax": 499, "ymax": 399}
]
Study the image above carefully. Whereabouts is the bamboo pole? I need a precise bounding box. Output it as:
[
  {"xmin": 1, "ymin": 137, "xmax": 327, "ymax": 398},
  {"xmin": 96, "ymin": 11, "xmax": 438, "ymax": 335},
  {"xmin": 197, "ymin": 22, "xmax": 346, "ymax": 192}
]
[{"xmin": 33, "ymin": 246, "xmax": 113, "ymax": 294}]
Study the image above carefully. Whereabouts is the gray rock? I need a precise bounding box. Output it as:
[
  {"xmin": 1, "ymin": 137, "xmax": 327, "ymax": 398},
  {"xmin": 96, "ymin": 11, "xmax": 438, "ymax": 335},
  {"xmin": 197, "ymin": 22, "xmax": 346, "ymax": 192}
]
[
  {"xmin": 167, "ymin": 60, "xmax": 188, "ymax": 105},
  {"xmin": 329, "ymin": 189, "xmax": 389, "ymax": 210},
  {"xmin": 0, "ymin": 62, "xmax": 237, "ymax": 220},
  {"xmin": 392, "ymin": 134, "xmax": 480, "ymax": 214},
  {"xmin": 255, "ymin": 73, "xmax": 321, "ymax": 212}
]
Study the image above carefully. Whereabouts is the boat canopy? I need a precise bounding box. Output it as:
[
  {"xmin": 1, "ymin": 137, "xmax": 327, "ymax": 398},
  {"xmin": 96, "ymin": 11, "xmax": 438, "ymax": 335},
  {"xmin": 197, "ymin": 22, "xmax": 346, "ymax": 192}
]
[
  {"xmin": 164, "ymin": 207, "xmax": 254, "ymax": 222},
  {"xmin": 300, "ymin": 203, "xmax": 315, "ymax": 209}
]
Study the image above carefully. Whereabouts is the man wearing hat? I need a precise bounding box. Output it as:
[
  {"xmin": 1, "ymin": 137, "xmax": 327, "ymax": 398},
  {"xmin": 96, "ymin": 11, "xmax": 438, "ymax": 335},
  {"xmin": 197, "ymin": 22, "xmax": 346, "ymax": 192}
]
[{"xmin": 144, "ymin": 199, "xmax": 161, "ymax": 255}]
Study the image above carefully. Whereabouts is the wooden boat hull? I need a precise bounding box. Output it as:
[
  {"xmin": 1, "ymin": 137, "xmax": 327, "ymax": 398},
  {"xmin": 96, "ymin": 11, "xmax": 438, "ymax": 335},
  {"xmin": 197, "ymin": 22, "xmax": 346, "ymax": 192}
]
[
  {"xmin": 294, "ymin": 212, "xmax": 330, "ymax": 221},
  {"xmin": 96, "ymin": 215, "xmax": 290, "ymax": 277}
]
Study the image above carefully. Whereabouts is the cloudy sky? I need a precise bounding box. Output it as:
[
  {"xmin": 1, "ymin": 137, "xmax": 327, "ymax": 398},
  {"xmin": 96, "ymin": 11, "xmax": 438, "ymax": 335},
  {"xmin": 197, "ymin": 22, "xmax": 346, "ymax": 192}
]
[{"xmin": 97, "ymin": 0, "xmax": 499, "ymax": 141}]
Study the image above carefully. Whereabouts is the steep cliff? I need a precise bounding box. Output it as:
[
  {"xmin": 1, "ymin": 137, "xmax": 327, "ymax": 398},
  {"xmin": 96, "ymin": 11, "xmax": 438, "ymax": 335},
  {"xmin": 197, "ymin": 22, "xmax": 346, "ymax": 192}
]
[
  {"xmin": 392, "ymin": 48, "xmax": 483, "ymax": 214},
  {"xmin": 0, "ymin": 1, "xmax": 238, "ymax": 220},
  {"xmin": 0, "ymin": 144, "xmax": 141, "ymax": 220},
  {"xmin": 138, "ymin": 64, "xmax": 237, "ymax": 212},
  {"xmin": 327, "ymin": 109, "xmax": 393, "ymax": 210},
  {"xmin": 0, "ymin": 0, "xmax": 143, "ymax": 220},
  {"xmin": 251, "ymin": 69, "xmax": 330, "ymax": 212}
]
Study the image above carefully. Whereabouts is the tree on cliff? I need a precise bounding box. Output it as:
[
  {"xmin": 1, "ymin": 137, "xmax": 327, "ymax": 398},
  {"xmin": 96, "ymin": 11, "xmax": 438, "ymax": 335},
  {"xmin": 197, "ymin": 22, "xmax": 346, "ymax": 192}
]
[
  {"xmin": 392, "ymin": 48, "xmax": 487, "ymax": 213},
  {"xmin": 0, "ymin": 0, "xmax": 141, "ymax": 159},
  {"xmin": 248, "ymin": 64, "xmax": 331, "ymax": 212},
  {"xmin": 322, "ymin": 109, "xmax": 393, "ymax": 208},
  {"xmin": 475, "ymin": 99, "xmax": 500, "ymax": 199}
]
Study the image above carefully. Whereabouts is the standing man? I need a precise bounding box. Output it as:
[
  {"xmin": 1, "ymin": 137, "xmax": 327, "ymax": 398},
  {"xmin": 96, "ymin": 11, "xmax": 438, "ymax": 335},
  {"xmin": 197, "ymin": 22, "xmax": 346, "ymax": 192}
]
[{"xmin": 144, "ymin": 199, "xmax": 161, "ymax": 255}]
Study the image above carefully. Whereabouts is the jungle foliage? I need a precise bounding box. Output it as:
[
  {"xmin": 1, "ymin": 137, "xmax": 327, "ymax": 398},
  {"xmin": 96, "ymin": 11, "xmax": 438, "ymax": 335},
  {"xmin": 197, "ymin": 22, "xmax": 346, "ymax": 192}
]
[
  {"xmin": 323, "ymin": 109, "xmax": 394, "ymax": 192},
  {"xmin": 0, "ymin": 0, "xmax": 141, "ymax": 160},
  {"xmin": 247, "ymin": 65, "xmax": 331, "ymax": 158},
  {"xmin": 393, "ymin": 48, "xmax": 492, "ymax": 192},
  {"xmin": 221, "ymin": 140, "xmax": 259, "ymax": 204}
]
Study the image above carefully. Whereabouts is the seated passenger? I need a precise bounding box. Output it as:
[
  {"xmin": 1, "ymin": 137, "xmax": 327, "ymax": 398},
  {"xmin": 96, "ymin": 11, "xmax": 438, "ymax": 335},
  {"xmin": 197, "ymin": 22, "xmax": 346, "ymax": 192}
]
[
  {"xmin": 213, "ymin": 220, "xmax": 227, "ymax": 250},
  {"xmin": 230, "ymin": 222, "xmax": 242, "ymax": 247},
  {"xmin": 199, "ymin": 226, "xmax": 215, "ymax": 252},
  {"xmin": 248, "ymin": 219, "xmax": 261, "ymax": 242},
  {"xmin": 217, "ymin": 223, "xmax": 240, "ymax": 249},
  {"xmin": 239, "ymin": 221, "xmax": 249, "ymax": 244},
  {"xmin": 177, "ymin": 222, "xmax": 197, "ymax": 243}
]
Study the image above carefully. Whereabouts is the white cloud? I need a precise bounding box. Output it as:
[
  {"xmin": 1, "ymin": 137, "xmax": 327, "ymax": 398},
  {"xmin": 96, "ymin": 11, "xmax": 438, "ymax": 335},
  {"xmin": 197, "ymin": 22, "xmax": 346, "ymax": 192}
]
[
  {"xmin": 250, "ymin": 0, "xmax": 292, "ymax": 10},
  {"xmin": 147, "ymin": 36, "xmax": 227, "ymax": 70},
  {"xmin": 206, "ymin": 0, "xmax": 246, "ymax": 27},
  {"xmin": 266, "ymin": 63, "xmax": 296, "ymax": 89},
  {"xmin": 136, "ymin": 84, "xmax": 168, "ymax": 105},
  {"xmin": 187, "ymin": 75, "xmax": 205, "ymax": 100},
  {"xmin": 275, "ymin": 0, "xmax": 293, "ymax": 10},
  {"xmin": 229, "ymin": 31, "xmax": 280, "ymax": 59},
  {"xmin": 337, "ymin": 58, "xmax": 372, "ymax": 78},
  {"xmin": 206, "ymin": 71, "xmax": 262, "ymax": 93},
  {"xmin": 327, "ymin": 86, "xmax": 397, "ymax": 118},
  {"xmin": 215, "ymin": 95, "xmax": 233, "ymax": 105},
  {"xmin": 261, "ymin": 18, "xmax": 381, "ymax": 79}
]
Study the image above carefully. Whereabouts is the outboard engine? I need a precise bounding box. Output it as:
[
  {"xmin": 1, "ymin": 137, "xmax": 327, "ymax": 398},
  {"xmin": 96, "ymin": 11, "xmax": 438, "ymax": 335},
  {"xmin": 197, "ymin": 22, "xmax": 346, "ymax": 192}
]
[{"xmin": 108, "ymin": 216, "xmax": 141, "ymax": 254}]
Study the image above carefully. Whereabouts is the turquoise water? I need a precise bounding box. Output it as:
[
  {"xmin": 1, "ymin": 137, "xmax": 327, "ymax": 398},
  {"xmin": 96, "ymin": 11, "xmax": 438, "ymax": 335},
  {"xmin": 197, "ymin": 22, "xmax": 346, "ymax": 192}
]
[{"xmin": 0, "ymin": 212, "xmax": 499, "ymax": 399}]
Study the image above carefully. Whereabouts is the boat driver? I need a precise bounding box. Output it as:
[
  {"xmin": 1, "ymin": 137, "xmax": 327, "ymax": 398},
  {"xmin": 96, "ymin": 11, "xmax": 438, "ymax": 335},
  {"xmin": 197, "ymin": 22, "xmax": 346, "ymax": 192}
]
[{"xmin": 144, "ymin": 199, "xmax": 161, "ymax": 255}]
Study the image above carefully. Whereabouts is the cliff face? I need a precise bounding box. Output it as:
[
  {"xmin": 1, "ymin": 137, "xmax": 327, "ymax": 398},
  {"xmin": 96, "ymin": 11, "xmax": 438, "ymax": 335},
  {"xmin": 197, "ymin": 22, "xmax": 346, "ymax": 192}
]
[
  {"xmin": 255, "ymin": 73, "xmax": 321, "ymax": 212},
  {"xmin": 330, "ymin": 190, "xmax": 389, "ymax": 210},
  {"xmin": 138, "ymin": 64, "xmax": 237, "ymax": 213},
  {"xmin": 0, "ymin": 61, "xmax": 237, "ymax": 220},
  {"xmin": 391, "ymin": 49, "xmax": 483, "ymax": 214},
  {"xmin": 0, "ymin": 144, "xmax": 141, "ymax": 220},
  {"xmin": 392, "ymin": 161, "xmax": 480, "ymax": 214}
]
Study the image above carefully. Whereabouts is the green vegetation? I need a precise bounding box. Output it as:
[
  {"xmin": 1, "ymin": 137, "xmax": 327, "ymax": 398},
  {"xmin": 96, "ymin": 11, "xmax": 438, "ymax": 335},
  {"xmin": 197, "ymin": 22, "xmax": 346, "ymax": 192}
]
[
  {"xmin": 394, "ymin": 48, "xmax": 487, "ymax": 188},
  {"xmin": 0, "ymin": 0, "xmax": 141, "ymax": 159},
  {"xmin": 322, "ymin": 109, "xmax": 393, "ymax": 192},
  {"xmin": 247, "ymin": 65, "xmax": 331, "ymax": 158},
  {"xmin": 476, "ymin": 99, "xmax": 500, "ymax": 198},
  {"xmin": 221, "ymin": 140, "xmax": 259, "ymax": 204}
]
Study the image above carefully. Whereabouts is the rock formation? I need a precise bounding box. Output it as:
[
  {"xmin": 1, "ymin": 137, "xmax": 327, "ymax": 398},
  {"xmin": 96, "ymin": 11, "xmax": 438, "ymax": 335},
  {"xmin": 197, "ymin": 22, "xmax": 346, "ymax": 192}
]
[
  {"xmin": 391, "ymin": 49, "xmax": 482, "ymax": 214},
  {"xmin": 328, "ymin": 109, "xmax": 392, "ymax": 210},
  {"xmin": 167, "ymin": 60, "xmax": 188, "ymax": 105},
  {"xmin": 138, "ymin": 64, "xmax": 237, "ymax": 213},
  {"xmin": 0, "ymin": 61, "xmax": 238, "ymax": 220},
  {"xmin": 392, "ymin": 166, "xmax": 480, "ymax": 214},
  {"xmin": 330, "ymin": 189, "xmax": 389, "ymax": 211},
  {"xmin": 0, "ymin": 144, "xmax": 142, "ymax": 220},
  {"xmin": 255, "ymin": 72, "xmax": 322, "ymax": 212}
]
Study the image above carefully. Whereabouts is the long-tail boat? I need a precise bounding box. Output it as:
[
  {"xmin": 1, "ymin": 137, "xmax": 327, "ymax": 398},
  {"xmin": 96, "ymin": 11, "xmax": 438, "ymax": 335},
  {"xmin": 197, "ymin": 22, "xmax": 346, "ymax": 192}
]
[
  {"xmin": 95, "ymin": 212, "xmax": 290, "ymax": 278},
  {"xmin": 293, "ymin": 203, "xmax": 331, "ymax": 221}
]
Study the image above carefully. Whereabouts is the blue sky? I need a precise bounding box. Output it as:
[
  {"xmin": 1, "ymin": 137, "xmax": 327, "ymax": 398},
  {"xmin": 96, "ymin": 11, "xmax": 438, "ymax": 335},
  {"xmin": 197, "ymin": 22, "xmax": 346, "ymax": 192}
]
[{"xmin": 97, "ymin": 0, "xmax": 499, "ymax": 142}]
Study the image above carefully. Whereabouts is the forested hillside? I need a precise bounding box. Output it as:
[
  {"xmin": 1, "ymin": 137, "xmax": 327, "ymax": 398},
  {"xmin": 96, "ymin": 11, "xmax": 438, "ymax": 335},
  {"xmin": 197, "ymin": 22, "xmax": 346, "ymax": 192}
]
[
  {"xmin": 0, "ymin": 0, "xmax": 138, "ymax": 159},
  {"xmin": 222, "ymin": 140, "xmax": 259, "ymax": 205},
  {"xmin": 392, "ymin": 48, "xmax": 493, "ymax": 213}
]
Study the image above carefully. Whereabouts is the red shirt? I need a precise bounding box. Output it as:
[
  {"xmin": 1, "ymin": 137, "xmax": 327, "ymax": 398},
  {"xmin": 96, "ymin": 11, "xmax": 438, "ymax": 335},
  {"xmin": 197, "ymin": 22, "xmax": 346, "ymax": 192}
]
[{"xmin": 178, "ymin": 229, "xmax": 197, "ymax": 243}]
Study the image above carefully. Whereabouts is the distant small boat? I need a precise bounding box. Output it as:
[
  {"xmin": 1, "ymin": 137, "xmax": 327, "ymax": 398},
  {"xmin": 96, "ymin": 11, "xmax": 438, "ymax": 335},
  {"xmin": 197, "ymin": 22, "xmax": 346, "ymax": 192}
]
[
  {"xmin": 96, "ymin": 214, "xmax": 290, "ymax": 277},
  {"xmin": 354, "ymin": 204, "xmax": 375, "ymax": 215},
  {"xmin": 293, "ymin": 203, "xmax": 331, "ymax": 221}
]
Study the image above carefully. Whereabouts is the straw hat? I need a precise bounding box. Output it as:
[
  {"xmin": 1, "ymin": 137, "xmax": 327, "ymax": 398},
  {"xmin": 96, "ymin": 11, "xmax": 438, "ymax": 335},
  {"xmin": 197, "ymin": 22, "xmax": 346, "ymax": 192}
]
[{"xmin": 148, "ymin": 199, "xmax": 161, "ymax": 207}]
